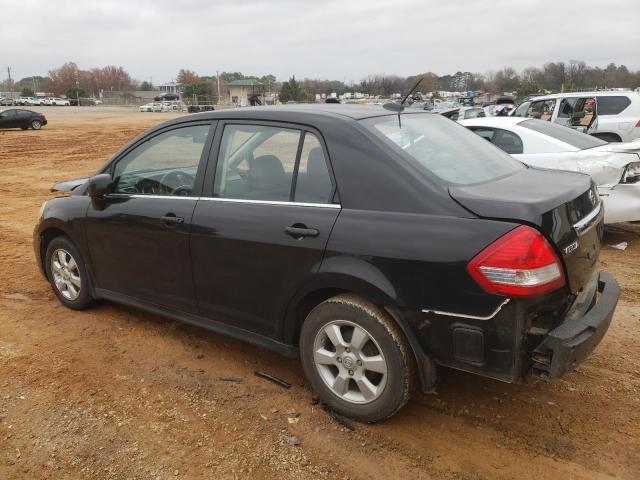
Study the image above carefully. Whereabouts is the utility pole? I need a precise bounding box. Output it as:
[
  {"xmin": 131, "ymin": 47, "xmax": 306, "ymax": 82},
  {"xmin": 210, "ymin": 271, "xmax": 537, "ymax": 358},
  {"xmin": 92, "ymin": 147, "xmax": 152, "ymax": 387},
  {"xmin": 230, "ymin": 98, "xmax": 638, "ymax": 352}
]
[
  {"xmin": 216, "ymin": 70, "xmax": 220, "ymax": 105},
  {"xmin": 7, "ymin": 67, "xmax": 13, "ymax": 98}
]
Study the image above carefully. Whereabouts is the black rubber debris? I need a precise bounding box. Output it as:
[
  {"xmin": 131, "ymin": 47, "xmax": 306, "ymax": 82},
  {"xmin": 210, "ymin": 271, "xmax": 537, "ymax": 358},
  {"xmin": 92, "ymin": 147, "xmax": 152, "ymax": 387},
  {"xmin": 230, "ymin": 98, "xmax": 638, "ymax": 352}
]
[
  {"xmin": 254, "ymin": 371, "xmax": 291, "ymax": 389},
  {"xmin": 323, "ymin": 405, "xmax": 355, "ymax": 431}
]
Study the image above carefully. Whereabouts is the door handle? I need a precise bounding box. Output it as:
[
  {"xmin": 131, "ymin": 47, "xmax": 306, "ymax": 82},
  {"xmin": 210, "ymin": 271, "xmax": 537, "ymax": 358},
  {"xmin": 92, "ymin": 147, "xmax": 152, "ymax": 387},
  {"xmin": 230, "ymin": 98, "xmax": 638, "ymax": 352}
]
[
  {"xmin": 285, "ymin": 225, "xmax": 319, "ymax": 239},
  {"xmin": 161, "ymin": 214, "xmax": 184, "ymax": 226}
]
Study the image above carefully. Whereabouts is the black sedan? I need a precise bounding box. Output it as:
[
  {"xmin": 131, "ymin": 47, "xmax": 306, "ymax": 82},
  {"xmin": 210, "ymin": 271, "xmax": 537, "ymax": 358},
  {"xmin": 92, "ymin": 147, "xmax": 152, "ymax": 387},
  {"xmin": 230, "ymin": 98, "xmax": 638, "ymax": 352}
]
[
  {"xmin": 34, "ymin": 105, "xmax": 619, "ymax": 422},
  {"xmin": 0, "ymin": 108, "xmax": 47, "ymax": 130}
]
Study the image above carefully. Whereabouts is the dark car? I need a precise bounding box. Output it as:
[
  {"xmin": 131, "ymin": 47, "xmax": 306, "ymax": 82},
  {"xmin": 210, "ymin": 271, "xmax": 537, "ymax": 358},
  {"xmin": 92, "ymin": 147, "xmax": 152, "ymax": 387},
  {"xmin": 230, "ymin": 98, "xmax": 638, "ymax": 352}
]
[
  {"xmin": 0, "ymin": 108, "xmax": 47, "ymax": 130},
  {"xmin": 154, "ymin": 93, "xmax": 180, "ymax": 102},
  {"xmin": 34, "ymin": 105, "xmax": 619, "ymax": 422}
]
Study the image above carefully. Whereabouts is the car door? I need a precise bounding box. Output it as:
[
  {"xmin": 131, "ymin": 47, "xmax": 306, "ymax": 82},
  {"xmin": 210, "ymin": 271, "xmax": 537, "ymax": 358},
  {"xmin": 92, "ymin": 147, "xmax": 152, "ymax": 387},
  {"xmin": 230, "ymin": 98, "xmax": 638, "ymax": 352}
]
[
  {"xmin": 84, "ymin": 121, "xmax": 215, "ymax": 313},
  {"xmin": 190, "ymin": 121, "xmax": 340, "ymax": 336},
  {"xmin": 0, "ymin": 109, "xmax": 18, "ymax": 128}
]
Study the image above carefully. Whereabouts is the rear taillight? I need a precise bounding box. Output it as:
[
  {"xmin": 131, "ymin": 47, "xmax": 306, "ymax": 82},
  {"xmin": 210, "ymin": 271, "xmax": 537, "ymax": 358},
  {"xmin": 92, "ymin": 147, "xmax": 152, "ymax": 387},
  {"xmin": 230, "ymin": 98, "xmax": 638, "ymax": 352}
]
[
  {"xmin": 635, "ymin": 119, "xmax": 640, "ymax": 128},
  {"xmin": 467, "ymin": 225, "xmax": 565, "ymax": 297}
]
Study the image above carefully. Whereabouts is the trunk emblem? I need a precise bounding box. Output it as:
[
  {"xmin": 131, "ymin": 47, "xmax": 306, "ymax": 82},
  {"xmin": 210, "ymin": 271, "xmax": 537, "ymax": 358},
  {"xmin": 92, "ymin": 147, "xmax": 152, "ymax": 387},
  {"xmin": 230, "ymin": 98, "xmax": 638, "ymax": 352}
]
[{"xmin": 564, "ymin": 241, "xmax": 579, "ymax": 255}]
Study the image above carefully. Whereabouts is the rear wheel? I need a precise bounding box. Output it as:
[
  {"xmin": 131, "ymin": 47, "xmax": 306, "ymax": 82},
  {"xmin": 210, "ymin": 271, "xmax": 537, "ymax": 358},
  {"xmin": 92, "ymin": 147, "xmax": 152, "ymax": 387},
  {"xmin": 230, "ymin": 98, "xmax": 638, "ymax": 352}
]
[
  {"xmin": 31, "ymin": 120, "xmax": 42, "ymax": 130},
  {"xmin": 45, "ymin": 236, "xmax": 93, "ymax": 310},
  {"xmin": 300, "ymin": 294, "xmax": 415, "ymax": 422}
]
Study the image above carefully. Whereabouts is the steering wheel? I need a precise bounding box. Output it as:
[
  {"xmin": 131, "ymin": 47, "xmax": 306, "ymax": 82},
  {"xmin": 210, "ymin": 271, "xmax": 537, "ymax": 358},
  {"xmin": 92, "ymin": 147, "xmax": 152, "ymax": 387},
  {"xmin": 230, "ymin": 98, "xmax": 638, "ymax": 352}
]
[{"xmin": 159, "ymin": 170, "xmax": 195, "ymax": 195}]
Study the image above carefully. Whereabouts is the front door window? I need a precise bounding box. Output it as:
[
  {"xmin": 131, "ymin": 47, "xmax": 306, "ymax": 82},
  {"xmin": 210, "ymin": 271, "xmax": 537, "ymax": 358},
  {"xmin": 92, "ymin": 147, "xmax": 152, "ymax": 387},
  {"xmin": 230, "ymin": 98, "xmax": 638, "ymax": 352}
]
[{"xmin": 113, "ymin": 124, "xmax": 210, "ymax": 196}]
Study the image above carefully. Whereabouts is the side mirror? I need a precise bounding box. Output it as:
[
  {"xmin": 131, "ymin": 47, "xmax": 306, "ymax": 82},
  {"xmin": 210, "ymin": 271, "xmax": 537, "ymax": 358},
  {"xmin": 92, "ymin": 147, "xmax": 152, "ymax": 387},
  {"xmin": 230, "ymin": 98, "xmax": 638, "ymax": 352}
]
[{"xmin": 88, "ymin": 173, "xmax": 113, "ymax": 198}]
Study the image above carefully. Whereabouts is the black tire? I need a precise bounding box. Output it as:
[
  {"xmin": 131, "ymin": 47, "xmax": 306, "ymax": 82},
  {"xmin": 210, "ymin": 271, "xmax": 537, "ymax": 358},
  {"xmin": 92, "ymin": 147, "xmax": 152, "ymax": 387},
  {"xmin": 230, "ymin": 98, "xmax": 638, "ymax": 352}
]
[
  {"xmin": 300, "ymin": 294, "xmax": 416, "ymax": 422},
  {"xmin": 593, "ymin": 132, "xmax": 621, "ymax": 143},
  {"xmin": 45, "ymin": 236, "xmax": 94, "ymax": 310},
  {"xmin": 31, "ymin": 120, "xmax": 42, "ymax": 130}
]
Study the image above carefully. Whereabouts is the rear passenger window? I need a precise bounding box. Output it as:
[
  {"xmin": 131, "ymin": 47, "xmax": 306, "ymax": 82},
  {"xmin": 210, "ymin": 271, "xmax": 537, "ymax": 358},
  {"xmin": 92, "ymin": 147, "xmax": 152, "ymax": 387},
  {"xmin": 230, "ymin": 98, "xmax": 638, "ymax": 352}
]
[
  {"xmin": 214, "ymin": 124, "xmax": 300, "ymax": 201},
  {"xmin": 492, "ymin": 130, "xmax": 523, "ymax": 154},
  {"xmin": 294, "ymin": 133, "xmax": 333, "ymax": 204},
  {"xmin": 596, "ymin": 96, "xmax": 631, "ymax": 115}
]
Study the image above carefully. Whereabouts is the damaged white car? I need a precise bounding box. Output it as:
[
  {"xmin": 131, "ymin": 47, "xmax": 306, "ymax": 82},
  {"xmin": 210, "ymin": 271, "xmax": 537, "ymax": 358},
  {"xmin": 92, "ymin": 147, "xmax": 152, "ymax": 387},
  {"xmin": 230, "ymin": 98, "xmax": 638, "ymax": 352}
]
[{"xmin": 460, "ymin": 117, "xmax": 640, "ymax": 224}]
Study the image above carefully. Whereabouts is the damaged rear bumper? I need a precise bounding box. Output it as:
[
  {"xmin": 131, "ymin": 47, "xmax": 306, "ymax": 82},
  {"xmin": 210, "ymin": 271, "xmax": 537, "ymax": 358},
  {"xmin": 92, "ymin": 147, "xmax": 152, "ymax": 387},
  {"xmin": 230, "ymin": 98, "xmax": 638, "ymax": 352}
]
[{"xmin": 531, "ymin": 272, "xmax": 619, "ymax": 378}]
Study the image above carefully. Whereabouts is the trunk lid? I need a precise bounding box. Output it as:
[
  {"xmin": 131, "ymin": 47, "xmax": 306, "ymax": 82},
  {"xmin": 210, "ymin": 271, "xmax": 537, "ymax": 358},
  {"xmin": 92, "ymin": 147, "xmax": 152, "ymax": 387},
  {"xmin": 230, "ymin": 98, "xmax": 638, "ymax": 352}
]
[{"xmin": 450, "ymin": 167, "xmax": 602, "ymax": 294}]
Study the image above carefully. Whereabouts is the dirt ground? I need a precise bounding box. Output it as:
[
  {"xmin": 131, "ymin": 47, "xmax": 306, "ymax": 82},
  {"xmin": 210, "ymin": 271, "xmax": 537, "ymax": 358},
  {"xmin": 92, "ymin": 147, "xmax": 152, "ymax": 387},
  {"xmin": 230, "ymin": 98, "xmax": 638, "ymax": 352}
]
[{"xmin": 0, "ymin": 107, "xmax": 639, "ymax": 480}]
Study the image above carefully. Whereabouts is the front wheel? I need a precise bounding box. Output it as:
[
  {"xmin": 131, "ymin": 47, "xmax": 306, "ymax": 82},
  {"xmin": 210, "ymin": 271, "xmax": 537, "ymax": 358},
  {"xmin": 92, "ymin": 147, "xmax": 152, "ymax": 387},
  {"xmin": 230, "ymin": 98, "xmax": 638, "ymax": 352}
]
[
  {"xmin": 31, "ymin": 120, "xmax": 42, "ymax": 130},
  {"xmin": 300, "ymin": 294, "xmax": 416, "ymax": 422},
  {"xmin": 45, "ymin": 236, "xmax": 93, "ymax": 310}
]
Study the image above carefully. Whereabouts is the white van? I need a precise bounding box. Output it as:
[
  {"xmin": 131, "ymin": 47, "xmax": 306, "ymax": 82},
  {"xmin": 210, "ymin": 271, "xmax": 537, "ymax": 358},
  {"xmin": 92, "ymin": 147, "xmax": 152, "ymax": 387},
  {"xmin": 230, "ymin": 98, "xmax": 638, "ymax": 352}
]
[{"xmin": 513, "ymin": 91, "xmax": 640, "ymax": 142}]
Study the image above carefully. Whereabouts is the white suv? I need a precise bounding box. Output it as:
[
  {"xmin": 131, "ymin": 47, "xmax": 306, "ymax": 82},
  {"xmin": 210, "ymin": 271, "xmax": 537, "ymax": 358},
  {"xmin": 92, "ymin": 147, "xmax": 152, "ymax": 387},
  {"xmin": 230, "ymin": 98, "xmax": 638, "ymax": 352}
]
[{"xmin": 513, "ymin": 91, "xmax": 640, "ymax": 142}]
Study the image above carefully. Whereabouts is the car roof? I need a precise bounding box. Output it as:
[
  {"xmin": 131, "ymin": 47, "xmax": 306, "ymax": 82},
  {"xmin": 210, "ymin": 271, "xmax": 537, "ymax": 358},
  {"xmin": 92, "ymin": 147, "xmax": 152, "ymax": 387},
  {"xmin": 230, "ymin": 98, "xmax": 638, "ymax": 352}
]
[
  {"xmin": 178, "ymin": 104, "xmax": 402, "ymax": 122},
  {"xmin": 529, "ymin": 90, "xmax": 638, "ymax": 100}
]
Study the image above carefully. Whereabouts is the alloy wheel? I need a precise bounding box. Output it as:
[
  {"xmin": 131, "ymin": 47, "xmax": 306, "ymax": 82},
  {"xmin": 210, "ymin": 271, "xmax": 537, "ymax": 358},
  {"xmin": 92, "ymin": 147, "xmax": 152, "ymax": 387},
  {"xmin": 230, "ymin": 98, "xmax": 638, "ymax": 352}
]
[
  {"xmin": 312, "ymin": 320, "xmax": 388, "ymax": 404},
  {"xmin": 51, "ymin": 248, "xmax": 81, "ymax": 301}
]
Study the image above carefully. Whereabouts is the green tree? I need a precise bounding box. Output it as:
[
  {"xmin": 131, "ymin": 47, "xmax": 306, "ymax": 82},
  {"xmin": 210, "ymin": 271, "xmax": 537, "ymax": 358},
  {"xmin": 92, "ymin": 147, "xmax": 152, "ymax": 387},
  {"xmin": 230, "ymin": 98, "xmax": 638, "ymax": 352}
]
[
  {"xmin": 66, "ymin": 87, "xmax": 86, "ymax": 99},
  {"xmin": 279, "ymin": 76, "xmax": 307, "ymax": 103},
  {"xmin": 140, "ymin": 81, "xmax": 153, "ymax": 91},
  {"xmin": 21, "ymin": 87, "xmax": 35, "ymax": 97},
  {"xmin": 183, "ymin": 80, "xmax": 211, "ymax": 97},
  {"xmin": 516, "ymin": 83, "xmax": 542, "ymax": 97}
]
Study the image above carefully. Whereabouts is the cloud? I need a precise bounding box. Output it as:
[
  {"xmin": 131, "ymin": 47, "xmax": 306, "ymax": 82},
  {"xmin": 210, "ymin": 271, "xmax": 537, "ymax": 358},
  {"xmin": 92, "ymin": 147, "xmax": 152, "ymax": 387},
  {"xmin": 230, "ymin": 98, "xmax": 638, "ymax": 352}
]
[{"xmin": 2, "ymin": 0, "xmax": 638, "ymax": 82}]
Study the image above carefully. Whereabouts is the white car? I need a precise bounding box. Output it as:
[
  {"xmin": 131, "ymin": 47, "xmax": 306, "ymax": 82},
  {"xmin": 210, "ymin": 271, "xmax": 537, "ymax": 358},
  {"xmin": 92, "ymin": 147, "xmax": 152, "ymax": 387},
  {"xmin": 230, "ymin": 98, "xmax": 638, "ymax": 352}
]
[
  {"xmin": 139, "ymin": 102, "xmax": 163, "ymax": 112},
  {"xmin": 512, "ymin": 91, "xmax": 640, "ymax": 143},
  {"xmin": 460, "ymin": 117, "xmax": 640, "ymax": 224},
  {"xmin": 49, "ymin": 98, "xmax": 70, "ymax": 106}
]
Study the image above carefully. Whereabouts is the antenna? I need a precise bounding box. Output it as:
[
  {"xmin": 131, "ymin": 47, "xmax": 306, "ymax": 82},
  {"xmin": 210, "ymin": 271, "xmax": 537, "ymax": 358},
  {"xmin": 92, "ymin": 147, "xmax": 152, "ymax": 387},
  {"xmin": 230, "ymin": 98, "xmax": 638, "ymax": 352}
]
[
  {"xmin": 382, "ymin": 76, "xmax": 425, "ymax": 127},
  {"xmin": 401, "ymin": 77, "xmax": 424, "ymax": 105}
]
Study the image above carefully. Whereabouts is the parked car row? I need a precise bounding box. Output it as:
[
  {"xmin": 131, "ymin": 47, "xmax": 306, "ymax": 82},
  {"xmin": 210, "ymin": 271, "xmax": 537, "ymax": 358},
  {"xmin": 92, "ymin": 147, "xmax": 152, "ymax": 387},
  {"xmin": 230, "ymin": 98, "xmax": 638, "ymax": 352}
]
[
  {"xmin": 0, "ymin": 96, "xmax": 103, "ymax": 106},
  {"xmin": 139, "ymin": 101, "xmax": 183, "ymax": 112},
  {"xmin": 35, "ymin": 104, "xmax": 619, "ymax": 422}
]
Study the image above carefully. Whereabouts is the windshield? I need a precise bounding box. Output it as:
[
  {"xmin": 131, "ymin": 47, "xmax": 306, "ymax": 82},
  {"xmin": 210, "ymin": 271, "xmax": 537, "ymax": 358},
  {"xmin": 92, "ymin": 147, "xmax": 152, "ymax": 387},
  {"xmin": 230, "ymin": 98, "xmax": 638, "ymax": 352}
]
[
  {"xmin": 362, "ymin": 113, "xmax": 524, "ymax": 186},
  {"xmin": 513, "ymin": 101, "xmax": 530, "ymax": 117},
  {"xmin": 519, "ymin": 119, "xmax": 607, "ymax": 150}
]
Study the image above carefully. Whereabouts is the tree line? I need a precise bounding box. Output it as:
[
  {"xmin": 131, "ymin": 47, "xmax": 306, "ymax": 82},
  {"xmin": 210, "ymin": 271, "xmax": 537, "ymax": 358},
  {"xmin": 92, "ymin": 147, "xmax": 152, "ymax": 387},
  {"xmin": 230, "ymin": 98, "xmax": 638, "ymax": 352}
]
[{"xmin": 1, "ymin": 60, "xmax": 638, "ymax": 100}]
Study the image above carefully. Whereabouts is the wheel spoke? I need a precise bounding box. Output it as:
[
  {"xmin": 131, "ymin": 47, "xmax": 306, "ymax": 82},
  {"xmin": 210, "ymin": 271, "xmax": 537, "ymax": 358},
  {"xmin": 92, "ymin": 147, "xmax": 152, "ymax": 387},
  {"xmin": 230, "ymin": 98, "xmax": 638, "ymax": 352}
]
[
  {"xmin": 355, "ymin": 376, "xmax": 378, "ymax": 401},
  {"xmin": 57, "ymin": 250, "xmax": 68, "ymax": 267},
  {"xmin": 52, "ymin": 261, "xmax": 62, "ymax": 273},
  {"xmin": 332, "ymin": 373, "xmax": 350, "ymax": 396},
  {"xmin": 349, "ymin": 326, "xmax": 369, "ymax": 351},
  {"xmin": 66, "ymin": 282, "xmax": 78, "ymax": 297},
  {"xmin": 69, "ymin": 274, "xmax": 81, "ymax": 288},
  {"xmin": 314, "ymin": 348, "xmax": 336, "ymax": 365},
  {"xmin": 67, "ymin": 257, "xmax": 77, "ymax": 271},
  {"xmin": 362, "ymin": 355, "xmax": 387, "ymax": 375},
  {"xmin": 324, "ymin": 324, "xmax": 347, "ymax": 348}
]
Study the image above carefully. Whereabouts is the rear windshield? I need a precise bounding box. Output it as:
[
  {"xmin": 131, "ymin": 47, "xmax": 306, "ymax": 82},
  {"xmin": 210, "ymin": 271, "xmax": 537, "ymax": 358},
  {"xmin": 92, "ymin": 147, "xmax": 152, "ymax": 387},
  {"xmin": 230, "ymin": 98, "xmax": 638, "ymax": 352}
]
[
  {"xmin": 361, "ymin": 113, "xmax": 523, "ymax": 186},
  {"xmin": 519, "ymin": 119, "xmax": 606, "ymax": 149}
]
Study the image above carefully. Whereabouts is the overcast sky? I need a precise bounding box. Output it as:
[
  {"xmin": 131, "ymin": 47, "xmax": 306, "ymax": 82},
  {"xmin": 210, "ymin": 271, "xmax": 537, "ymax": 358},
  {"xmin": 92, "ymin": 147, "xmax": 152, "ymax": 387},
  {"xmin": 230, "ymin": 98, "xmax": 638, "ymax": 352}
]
[{"xmin": 2, "ymin": 0, "xmax": 639, "ymax": 84}]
